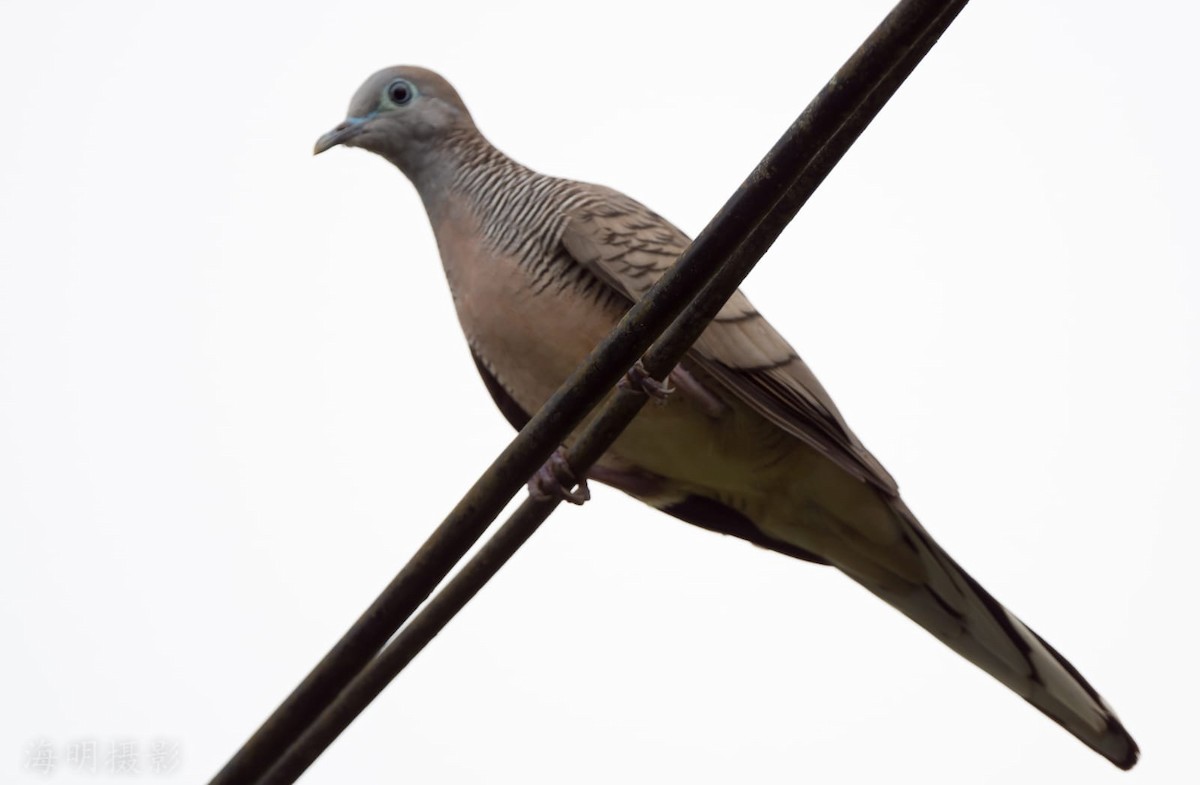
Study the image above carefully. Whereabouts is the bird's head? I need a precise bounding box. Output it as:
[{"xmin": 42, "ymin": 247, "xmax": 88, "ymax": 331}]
[{"xmin": 314, "ymin": 66, "xmax": 475, "ymax": 176}]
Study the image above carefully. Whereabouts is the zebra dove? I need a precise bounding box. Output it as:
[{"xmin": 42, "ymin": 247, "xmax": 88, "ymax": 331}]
[{"xmin": 314, "ymin": 66, "xmax": 1138, "ymax": 769}]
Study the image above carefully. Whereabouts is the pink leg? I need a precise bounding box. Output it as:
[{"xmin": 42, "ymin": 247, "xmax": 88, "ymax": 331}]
[
  {"xmin": 620, "ymin": 360, "xmax": 728, "ymax": 418},
  {"xmin": 586, "ymin": 463, "xmax": 668, "ymax": 498},
  {"xmin": 668, "ymin": 364, "xmax": 729, "ymax": 419},
  {"xmin": 528, "ymin": 446, "xmax": 591, "ymax": 505},
  {"xmin": 619, "ymin": 360, "xmax": 674, "ymax": 400}
]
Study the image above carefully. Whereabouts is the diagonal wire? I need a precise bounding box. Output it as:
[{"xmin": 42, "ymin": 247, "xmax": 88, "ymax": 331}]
[
  {"xmin": 247, "ymin": 0, "xmax": 970, "ymax": 781},
  {"xmin": 208, "ymin": 71, "xmax": 817, "ymax": 785}
]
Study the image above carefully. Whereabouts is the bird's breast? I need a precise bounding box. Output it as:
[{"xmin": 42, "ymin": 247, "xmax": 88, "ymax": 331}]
[{"xmin": 431, "ymin": 205, "xmax": 627, "ymax": 416}]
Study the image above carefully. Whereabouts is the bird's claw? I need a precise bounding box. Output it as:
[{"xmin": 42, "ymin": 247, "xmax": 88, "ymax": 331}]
[
  {"xmin": 528, "ymin": 447, "xmax": 591, "ymax": 505},
  {"xmin": 620, "ymin": 360, "xmax": 674, "ymax": 403}
]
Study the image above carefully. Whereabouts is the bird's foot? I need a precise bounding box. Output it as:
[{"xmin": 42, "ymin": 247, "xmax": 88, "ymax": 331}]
[
  {"xmin": 668, "ymin": 364, "xmax": 729, "ymax": 419},
  {"xmin": 528, "ymin": 447, "xmax": 591, "ymax": 505},
  {"xmin": 619, "ymin": 360, "xmax": 674, "ymax": 403}
]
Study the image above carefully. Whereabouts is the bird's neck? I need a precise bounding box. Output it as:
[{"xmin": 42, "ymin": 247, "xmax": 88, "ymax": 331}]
[{"xmin": 402, "ymin": 128, "xmax": 538, "ymax": 228}]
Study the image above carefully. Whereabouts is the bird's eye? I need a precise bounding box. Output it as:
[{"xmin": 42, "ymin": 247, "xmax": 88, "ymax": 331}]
[{"xmin": 387, "ymin": 79, "xmax": 415, "ymax": 106}]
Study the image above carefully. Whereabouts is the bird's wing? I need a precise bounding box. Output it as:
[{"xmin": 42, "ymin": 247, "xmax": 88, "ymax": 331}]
[{"xmin": 560, "ymin": 185, "xmax": 898, "ymax": 495}]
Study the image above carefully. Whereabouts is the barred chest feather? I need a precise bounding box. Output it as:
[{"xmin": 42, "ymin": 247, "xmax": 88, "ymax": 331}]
[{"xmin": 427, "ymin": 182, "xmax": 628, "ymax": 419}]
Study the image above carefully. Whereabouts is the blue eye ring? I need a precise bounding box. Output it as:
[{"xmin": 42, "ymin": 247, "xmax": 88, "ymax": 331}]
[{"xmin": 387, "ymin": 79, "xmax": 415, "ymax": 106}]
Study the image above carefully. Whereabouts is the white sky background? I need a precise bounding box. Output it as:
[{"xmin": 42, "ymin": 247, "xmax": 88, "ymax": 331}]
[{"xmin": 1, "ymin": 1, "xmax": 1197, "ymax": 783}]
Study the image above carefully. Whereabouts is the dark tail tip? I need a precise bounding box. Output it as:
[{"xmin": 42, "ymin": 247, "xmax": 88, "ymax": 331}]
[{"xmin": 1106, "ymin": 716, "xmax": 1140, "ymax": 771}]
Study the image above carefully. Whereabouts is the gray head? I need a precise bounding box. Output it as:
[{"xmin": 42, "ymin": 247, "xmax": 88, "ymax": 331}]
[{"xmin": 314, "ymin": 66, "xmax": 477, "ymax": 178}]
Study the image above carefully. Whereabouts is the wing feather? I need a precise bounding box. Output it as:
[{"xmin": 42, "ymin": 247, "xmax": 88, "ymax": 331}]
[{"xmin": 560, "ymin": 184, "xmax": 898, "ymax": 494}]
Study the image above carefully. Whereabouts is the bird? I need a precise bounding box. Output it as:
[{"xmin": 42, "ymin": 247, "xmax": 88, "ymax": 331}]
[{"xmin": 314, "ymin": 65, "xmax": 1138, "ymax": 770}]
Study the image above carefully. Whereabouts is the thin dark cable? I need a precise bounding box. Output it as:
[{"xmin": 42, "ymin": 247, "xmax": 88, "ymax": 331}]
[
  {"xmin": 207, "ymin": 68, "xmax": 815, "ymax": 785},
  {"xmin": 250, "ymin": 1, "xmax": 969, "ymax": 781}
]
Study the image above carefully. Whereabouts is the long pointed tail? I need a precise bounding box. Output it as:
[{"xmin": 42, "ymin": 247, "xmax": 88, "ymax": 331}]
[{"xmin": 818, "ymin": 497, "xmax": 1138, "ymax": 768}]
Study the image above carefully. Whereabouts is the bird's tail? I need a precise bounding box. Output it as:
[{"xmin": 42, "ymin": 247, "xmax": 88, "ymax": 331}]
[{"xmin": 808, "ymin": 495, "xmax": 1138, "ymax": 769}]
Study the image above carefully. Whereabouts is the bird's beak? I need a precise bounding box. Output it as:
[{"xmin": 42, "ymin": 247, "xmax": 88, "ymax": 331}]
[{"xmin": 313, "ymin": 117, "xmax": 367, "ymax": 155}]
